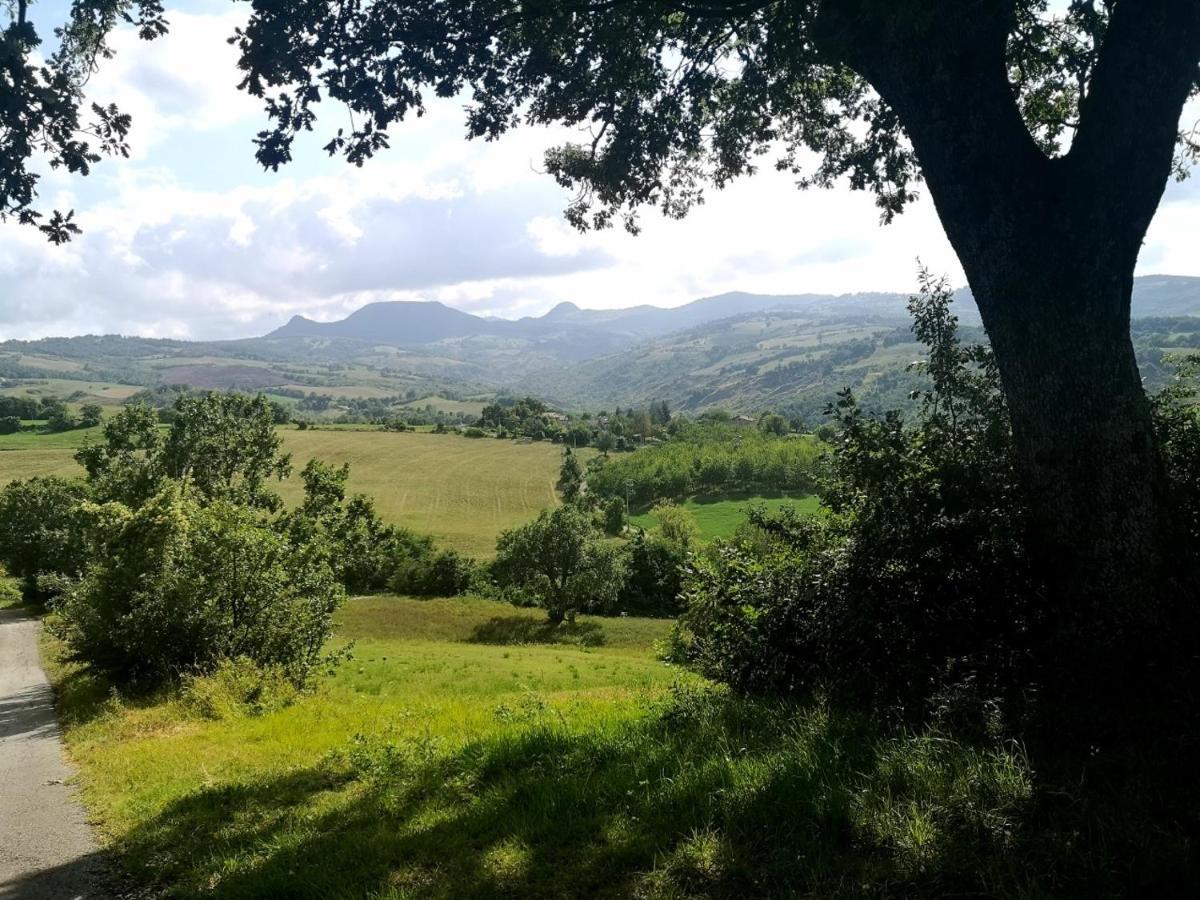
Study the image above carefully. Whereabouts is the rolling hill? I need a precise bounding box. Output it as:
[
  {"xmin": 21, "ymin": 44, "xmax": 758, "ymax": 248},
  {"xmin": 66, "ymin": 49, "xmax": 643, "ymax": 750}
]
[{"xmin": 2, "ymin": 275, "xmax": 1199, "ymax": 421}]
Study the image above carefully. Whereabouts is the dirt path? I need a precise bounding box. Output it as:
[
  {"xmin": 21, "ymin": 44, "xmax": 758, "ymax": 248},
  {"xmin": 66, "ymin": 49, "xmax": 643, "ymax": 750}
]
[{"xmin": 0, "ymin": 608, "xmax": 109, "ymax": 899}]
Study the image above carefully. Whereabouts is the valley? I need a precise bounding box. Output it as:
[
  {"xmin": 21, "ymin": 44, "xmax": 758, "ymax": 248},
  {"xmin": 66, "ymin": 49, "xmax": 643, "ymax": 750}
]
[{"xmin": 4, "ymin": 276, "xmax": 1199, "ymax": 427}]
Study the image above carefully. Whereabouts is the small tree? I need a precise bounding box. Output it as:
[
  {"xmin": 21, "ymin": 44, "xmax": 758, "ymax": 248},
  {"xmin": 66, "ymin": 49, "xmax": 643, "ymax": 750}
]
[
  {"xmin": 602, "ymin": 496, "xmax": 627, "ymax": 536},
  {"xmin": 493, "ymin": 505, "xmax": 624, "ymax": 624},
  {"xmin": 0, "ymin": 477, "xmax": 90, "ymax": 596},
  {"xmin": 758, "ymin": 413, "xmax": 788, "ymax": 437},
  {"xmin": 651, "ymin": 502, "xmax": 699, "ymax": 553},
  {"xmin": 557, "ymin": 449, "xmax": 584, "ymax": 504},
  {"xmin": 595, "ymin": 431, "xmax": 614, "ymax": 457},
  {"xmin": 0, "ymin": 416, "xmax": 20, "ymax": 435},
  {"xmin": 78, "ymin": 404, "xmax": 103, "ymax": 428}
]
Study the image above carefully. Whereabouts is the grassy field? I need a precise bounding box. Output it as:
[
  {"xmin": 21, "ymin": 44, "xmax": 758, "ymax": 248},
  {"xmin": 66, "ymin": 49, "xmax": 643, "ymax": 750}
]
[
  {"xmin": 40, "ymin": 595, "xmax": 1078, "ymax": 899},
  {"xmin": 631, "ymin": 492, "xmax": 822, "ymax": 541},
  {"xmin": 0, "ymin": 378, "xmax": 141, "ymax": 403},
  {"xmin": 277, "ymin": 430, "xmax": 586, "ymax": 557},
  {"xmin": 0, "ymin": 428, "xmax": 580, "ymax": 556}
]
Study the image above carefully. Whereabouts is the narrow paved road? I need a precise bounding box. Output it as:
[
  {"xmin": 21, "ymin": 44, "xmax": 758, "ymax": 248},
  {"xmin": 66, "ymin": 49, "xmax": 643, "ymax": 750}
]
[{"xmin": 0, "ymin": 608, "xmax": 109, "ymax": 899}]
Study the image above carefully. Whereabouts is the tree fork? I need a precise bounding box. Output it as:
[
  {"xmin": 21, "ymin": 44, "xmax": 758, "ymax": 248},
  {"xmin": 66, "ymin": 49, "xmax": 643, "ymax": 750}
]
[{"xmin": 815, "ymin": 0, "xmax": 1200, "ymax": 625}]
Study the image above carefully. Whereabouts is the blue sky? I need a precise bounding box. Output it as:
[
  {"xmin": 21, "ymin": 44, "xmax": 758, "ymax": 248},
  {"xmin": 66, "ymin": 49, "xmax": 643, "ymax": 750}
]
[{"xmin": 2, "ymin": 1, "xmax": 1199, "ymax": 341}]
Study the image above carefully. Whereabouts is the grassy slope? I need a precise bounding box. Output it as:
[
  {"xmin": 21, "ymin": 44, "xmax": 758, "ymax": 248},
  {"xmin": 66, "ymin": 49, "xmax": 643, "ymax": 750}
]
[
  {"xmin": 44, "ymin": 596, "xmax": 1065, "ymax": 899},
  {"xmin": 631, "ymin": 492, "xmax": 822, "ymax": 541},
  {"xmin": 277, "ymin": 430, "xmax": 589, "ymax": 556},
  {"xmin": 0, "ymin": 429, "xmax": 581, "ymax": 556}
]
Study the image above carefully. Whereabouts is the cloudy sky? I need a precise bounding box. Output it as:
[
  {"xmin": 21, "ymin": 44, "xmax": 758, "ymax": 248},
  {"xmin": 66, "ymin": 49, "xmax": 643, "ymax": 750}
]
[{"xmin": 3, "ymin": 0, "xmax": 1199, "ymax": 341}]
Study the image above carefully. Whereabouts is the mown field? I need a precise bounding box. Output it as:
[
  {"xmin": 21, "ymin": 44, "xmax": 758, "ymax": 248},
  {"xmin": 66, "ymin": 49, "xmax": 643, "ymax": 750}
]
[
  {"xmin": 631, "ymin": 492, "xmax": 822, "ymax": 541},
  {"xmin": 276, "ymin": 429, "xmax": 590, "ymax": 556},
  {"xmin": 0, "ymin": 428, "xmax": 580, "ymax": 557},
  {"xmin": 46, "ymin": 596, "xmax": 1044, "ymax": 900}
]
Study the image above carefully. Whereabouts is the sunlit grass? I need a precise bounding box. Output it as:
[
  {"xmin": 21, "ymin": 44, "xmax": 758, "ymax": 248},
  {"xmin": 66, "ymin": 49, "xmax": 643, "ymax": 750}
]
[{"xmin": 631, "ymin": 492, "xmax": 821, "ymax": 541}]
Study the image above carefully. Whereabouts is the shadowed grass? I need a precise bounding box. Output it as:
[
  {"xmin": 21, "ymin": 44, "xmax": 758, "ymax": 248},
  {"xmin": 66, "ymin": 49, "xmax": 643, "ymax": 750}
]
[{"xmin": 45, "ymin": 596, "xmax": 1200, "ymax": 898}]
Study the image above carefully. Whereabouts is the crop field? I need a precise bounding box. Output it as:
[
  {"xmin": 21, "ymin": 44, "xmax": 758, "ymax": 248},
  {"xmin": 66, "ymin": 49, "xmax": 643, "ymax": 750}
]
[
  {"xmin": 0, "ymin": 379, "xmax": 141, "ymax": 404},
  {"xmin": 278, "ymin": 429, "xmax": 588, "ymax": 556},
  {"xmin": 631, "ymin": 492, "xmax": 822, "ymax": 541},
  {"xmin": 0, "ymin": 428, "xmax": 581, "ymax": 556}
]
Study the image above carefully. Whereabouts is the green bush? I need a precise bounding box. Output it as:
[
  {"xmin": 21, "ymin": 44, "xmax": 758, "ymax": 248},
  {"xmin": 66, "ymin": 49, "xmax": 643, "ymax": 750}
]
[
  {"xmin": 180, "ymin": 657, "xmax": 301, "ymax": 720},
  {"xmin": 0, "ymin": 476, "xmax": 91, "ymax": 596},
  {"xmin": 679, "ymin": 274, "xmax": 1035, "ymax": 719},
  {"xmin": 0, "ymin": 415, "xmax": 20, "ymax": 434},
  {"xmin": 619, "ymin": 532, "xmax": 686, "ymax": 615},
  {"xmin": 601, "ymin": 495, "xmax": 626, "ymax": 535},
  {"xmin": 391, "ymin": 549, "xmax": 476, "ymax": 597},
  {"xmin": 57, "ymin": 484, "xmax": 345, "ymax": 687},
  {"xmin": 0, "ymin": 576, "xmax": 23, "ymax": 608}
]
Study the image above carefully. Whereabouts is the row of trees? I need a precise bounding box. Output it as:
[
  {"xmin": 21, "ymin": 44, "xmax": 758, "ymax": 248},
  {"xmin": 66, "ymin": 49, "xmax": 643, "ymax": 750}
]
[
  {"xmin": 0, "ymin": 395, "xmax": 103, "ymax": 433},
  {"xmin": 587, "ymin": 423, "xmax": 823, "ymax": 507}
]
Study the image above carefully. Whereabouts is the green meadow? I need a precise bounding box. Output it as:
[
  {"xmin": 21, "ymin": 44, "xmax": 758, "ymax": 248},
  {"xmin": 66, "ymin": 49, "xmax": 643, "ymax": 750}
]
[
  {"xmin": 45, "ymin": 596, "xmax": 1050, "ymax": 900},
  {"xmin": 0, "ymin": 427, "xmax": 582, "ymax": 557},
  {"xmin": 630, "ymin": 492, "xmax": 822, "ymax": 541}
]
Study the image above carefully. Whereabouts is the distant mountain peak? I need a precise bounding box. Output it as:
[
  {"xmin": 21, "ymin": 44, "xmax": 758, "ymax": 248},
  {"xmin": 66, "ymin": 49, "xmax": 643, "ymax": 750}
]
[{"xmin": 544, "ymin": 301, "xmax": 582, "ymax": 318}]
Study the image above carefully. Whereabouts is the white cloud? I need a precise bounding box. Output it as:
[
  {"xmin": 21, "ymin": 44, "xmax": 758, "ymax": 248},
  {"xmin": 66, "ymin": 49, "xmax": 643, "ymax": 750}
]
[{"xmin": 2, "ymin": 7, "xmax": 1200, "ymax": 342}]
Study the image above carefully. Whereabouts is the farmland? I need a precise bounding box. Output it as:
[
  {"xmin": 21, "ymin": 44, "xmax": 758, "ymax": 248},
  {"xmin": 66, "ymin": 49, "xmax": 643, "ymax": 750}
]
[
  {"xmin": 275, "ymin": 429, "xmax": 590, "ymax": 556},
  {"xmin": 0, "ymin": 427, "xmax": 583, "ymax": 557}
]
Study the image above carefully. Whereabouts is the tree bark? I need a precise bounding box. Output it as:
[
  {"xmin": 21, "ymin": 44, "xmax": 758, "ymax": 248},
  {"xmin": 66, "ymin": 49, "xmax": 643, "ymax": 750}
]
[{"xmin": 970, "ymin": 244, "xmax": 1163, "ymax": 623}]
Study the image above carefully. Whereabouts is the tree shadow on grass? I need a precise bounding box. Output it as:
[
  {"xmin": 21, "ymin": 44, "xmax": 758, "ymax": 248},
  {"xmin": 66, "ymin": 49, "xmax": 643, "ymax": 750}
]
[
  {"xmin": 466, "ymin": 616, "xmax": 606, "ymax": 648},
  {"xmin": 104, "ymin": 694, "xmax": 1188, "ymax": 900}
]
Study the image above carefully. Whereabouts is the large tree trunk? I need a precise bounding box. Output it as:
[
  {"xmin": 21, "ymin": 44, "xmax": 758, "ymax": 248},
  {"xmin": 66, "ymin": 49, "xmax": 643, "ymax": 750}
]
[
  {"xmin": 813, "ymin": 0, "xmax": 1200, "ymax": 663},
  {"xmin": 969, "ymin": 249, "xmax": 1163, "ymax": 624}
]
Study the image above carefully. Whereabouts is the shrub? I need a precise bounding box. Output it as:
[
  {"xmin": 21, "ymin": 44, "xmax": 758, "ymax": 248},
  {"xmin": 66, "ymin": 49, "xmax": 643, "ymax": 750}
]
[
  {"xmin": 391, "ymin": 549, "xmax": 476, "ymax": 597},
  {"xmin": 0, "ymin": 476, "xmax": 91, "ymax": 596},
  {"xmin": 601, "ymin": 495, "xmax": 626, "ymax": 535},
  {"xmin": 463, "ymin": 426, "xmax": 486, "ymax": 438},
  {"xmin": 78, "ymin": 404, "xmax": 103, "ymax": 428},
  {"xmin": 57, "ymin": 484, "xmax": 345, "ymax": 687},
  {"xmin": 0, "ymin": 415, "xmax": 20, "ymax": 434},
  {"xmin": 0, "ymin": 576, "xmax": 23, "ymax": 608},
  {"xmin": 679, "ymin": 274, "xmax": 1035, "ymax": 719},
  {"xmin": 620, "ymin": 532, "xmax": 686, "ymax": 615},
  {"xmin": 180, "ymin": 657, "xmax": 300, "ymax": 720}
]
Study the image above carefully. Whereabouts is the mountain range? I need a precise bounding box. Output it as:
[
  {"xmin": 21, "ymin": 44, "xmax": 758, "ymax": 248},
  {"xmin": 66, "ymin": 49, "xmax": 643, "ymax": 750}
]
[
  {"xmin": 265, "ymin": 275, "xmax": 1200, "ymax": 355},
  {"xmin": 3, "ymin": 275, "xmax": 1200, "ymax": 419}
]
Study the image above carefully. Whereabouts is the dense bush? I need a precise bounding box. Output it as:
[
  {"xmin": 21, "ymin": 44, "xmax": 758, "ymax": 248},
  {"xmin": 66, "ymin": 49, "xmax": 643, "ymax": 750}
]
[
  {"xmin": 601, "ymin": 495, "xmax": 626, "ymax": 535},
  {"xmin": 0, "ymin": 415, "xmax": 20, "ymax": 434},
  {"xmin": 391, "ymin": 549, "xmax": 476, "ymax": 597},
  {"xmin": 0, "ymin": 476, "xmax": 91, "ymax": 596},
  {"xmin": 284, "ymin": 459, "xmax": 455, "ymax": 595},
  {"xmin": 678, "ymin": 275, "xmax": 1036, "ymax": 720},
  {"xmin": 56, "ymin": 485, "xmax": 345, "ymax": 686},
  {"xmin": 619, "ymin": 532, "xmax": 687, "ymax": 615},
  {"xmin": 588, "ymin": 423, "xmax": 822, "ymax": 506}
]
